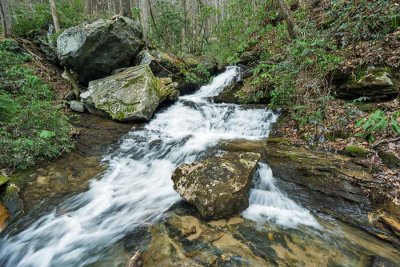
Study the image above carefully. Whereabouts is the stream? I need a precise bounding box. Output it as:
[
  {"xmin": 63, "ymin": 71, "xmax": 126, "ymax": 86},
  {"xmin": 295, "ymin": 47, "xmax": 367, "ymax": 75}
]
[{"xmin": 0, "ymin": 67, "xmax": 399, "ymax": 266}]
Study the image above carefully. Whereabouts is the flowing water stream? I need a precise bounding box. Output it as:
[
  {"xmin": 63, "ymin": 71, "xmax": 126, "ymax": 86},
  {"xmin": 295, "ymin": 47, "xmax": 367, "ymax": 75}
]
[{"xmin": 0, "ymin": 67, "xmax": 398, "ymax": 266}]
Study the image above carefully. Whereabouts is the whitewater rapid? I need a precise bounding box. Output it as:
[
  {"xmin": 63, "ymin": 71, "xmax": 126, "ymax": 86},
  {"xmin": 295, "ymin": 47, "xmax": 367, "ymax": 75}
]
[{"xmin": 0, "ymin": 66, "xmax": 318, "ymax": 267}]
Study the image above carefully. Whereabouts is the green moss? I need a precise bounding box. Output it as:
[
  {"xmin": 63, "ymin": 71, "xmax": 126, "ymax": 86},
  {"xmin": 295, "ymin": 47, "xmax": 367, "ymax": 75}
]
[
  {"xmin": 267, "ymin": 137, "xmax": 291, "ymax": 146},
  {"xmin": 344, "ymin": 146, "xmax": 369, "ymax": 158},
  {"xmin": 0, "ymin": 176, "xmax": 9, "ymax": 187}
]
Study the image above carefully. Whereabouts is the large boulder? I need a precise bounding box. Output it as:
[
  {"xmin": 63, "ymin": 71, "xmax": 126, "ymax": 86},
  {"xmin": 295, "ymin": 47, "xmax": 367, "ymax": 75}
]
[
  {"xmin": 57, "ymin": 16, "xmax": 144, "ymax": 83},
  {"xmin": 334, "ymin": 67, "xmax": 399, "ymax": 101},
  {"xmin": 80, "ymin": 65, "xmax": 161, "ymax": 122},
  {"xmin": 171, "ymin": 152, "xmax": 261, "ymax": 219}
]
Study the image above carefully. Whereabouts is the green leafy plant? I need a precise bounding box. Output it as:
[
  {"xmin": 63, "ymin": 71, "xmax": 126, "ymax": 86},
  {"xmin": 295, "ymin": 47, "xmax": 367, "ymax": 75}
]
[
  {"xmin": 184, "ymin": 64, "xmax": 211, "ymax": 85},
  {"xmin": 0, "ymin": 39, "xmax": 74, "ymax": 170},
  {"xmin": 355, "ymin": 110, "xmax": 400, "ymax": 142},
  {"xmin": 12, "ymin": 0, "xmax": 86, "ymax": 37}
]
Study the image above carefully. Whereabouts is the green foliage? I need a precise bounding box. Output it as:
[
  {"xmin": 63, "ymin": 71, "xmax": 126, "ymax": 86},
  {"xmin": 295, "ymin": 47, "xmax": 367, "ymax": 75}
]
[
  {"xmin": 12, "ymin": 0, "xmax": 86, "ymax": 37},
  {"xmin": 355, "ymin": 110, "xmax": 400, "ymax": 142},
  {"xmin": 149, "ymin": 0, "xmax": 185, "ymax": 52},
  {"xmin": 184, "ymin": 64, "xmax": 212, "ymax": 85},
  {"xmin": 254, "ymin": 34, "xmax": 342, "ymax": 111},
  {"xmin": 326, "ymin": 0, "xmax": 399, "ymax": 43},
  {"xmin": 0, "ymin": 39, "xmax": 74, "ymax": 170},
  {"xmin": 206, "ymin": 0, "xmax": 268, "ymax": 65},
  {"xmin": 149, "ymin": 0, "xmax": 218, "ymax": 55}
]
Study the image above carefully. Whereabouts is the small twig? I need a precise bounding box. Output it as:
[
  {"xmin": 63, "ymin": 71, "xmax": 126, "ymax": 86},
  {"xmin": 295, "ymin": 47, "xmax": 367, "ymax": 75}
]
[
  {"xmin": 126, "ymin": 250, "xmax": 142, "ymax": 267},
  {"xmin": 372, "ymin": 136, "xmax": 400, "ymax": 148}
]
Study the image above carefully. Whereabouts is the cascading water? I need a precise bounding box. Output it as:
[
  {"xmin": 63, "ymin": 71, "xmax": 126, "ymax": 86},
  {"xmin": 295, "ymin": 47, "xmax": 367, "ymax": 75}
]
[{"xmin": 0, "ymin": 66, "xmax": 319, "ymax": 267}]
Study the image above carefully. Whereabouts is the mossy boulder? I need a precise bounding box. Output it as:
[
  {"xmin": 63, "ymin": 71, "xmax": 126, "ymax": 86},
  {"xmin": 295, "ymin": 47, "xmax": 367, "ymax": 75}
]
[
  {"xmin": 171, "ymin": 152, "xmax": 261, "ymax": 219},
  {"xmin": 81, "ymin": 65, "xmax": 161, "ymax": 122},
  {"xmin": 57, "ymin": 16, "xmax": 144, "ymax": 83},
  {"xmin": 335, "ymin": 67, "xmax": 399, "ymax": 101}
]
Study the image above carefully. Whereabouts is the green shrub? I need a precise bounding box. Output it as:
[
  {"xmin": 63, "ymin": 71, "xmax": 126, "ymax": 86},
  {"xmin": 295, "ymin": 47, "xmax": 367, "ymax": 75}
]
[
  {"xmin": 184, "ymin": 63, "xmax": 211, "ymax": 84},
  {"xmin": 0, "ymin": 39, "xmax": 74, "ymax": 170},
  {"xmin": 325, "ymin": 0, "xmax": 399, "ymax": 43}
]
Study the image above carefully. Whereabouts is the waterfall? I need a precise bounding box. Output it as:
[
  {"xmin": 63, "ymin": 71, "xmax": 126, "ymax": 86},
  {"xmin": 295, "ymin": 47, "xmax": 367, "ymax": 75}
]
[{"xmin": 0, "ymin": 66, "xmax": 317, "ymax": 267}]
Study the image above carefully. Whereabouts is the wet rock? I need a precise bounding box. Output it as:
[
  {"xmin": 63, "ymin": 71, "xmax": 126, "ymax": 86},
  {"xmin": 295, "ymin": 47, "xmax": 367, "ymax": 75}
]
[
  {"xmin": 158, "ymin": 77, "xmax": 180, "ymax": 104},
  {"xmin": 260, "ymin": 139, "xmax": 400, "ymax": 247},
  {"xmin": 0, "ymin": 202, "xmax": 9, "ymax": 232},
  {"xmin": 57, "ymin": 16, "xmax": 144, "ymax": 83},
  {"xmin": 213, "ymin": 82, "xmax": 242, "ymax": 104},
  {"xmin": 334, "ymin": 67, "xmax": 399, "ymax": 101},
  {"xmin": 69, "ymin": 100, "xmax": 85, "ymax": 113},
  {"xmin": 142, "ymin": 213, "xmax": 400, "ymax": 267},
  {"xmin": 81, "ymin": 65, "xmax": 161, "ymax": 122},
  {"xmin": 1, "ymin": 183, "xmax": 24, "ymax": 221},
  {"xmin": 172, "ymin": 152, "xmax": 261, "ymax": 219}
]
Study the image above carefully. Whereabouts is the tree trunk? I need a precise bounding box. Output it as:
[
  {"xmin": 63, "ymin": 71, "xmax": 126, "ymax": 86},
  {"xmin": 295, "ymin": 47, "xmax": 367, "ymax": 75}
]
[
  {"xmin": 0, "ymin": 0, "xmax": 12, "ymax": 37},
  {"xmin": 85, "ymin": 0, "xmax": 93, "ymax": 15},
  {"xmin": 276, "ymin": 0, "xmax": 299, "ymax": 39},
  {"xmin": 49, "ymin": 0, "xmax": 61, "ymax": 33},
  {"xmin": 120, "ymin": 0, "xmax": 131, "ymax": 18}
]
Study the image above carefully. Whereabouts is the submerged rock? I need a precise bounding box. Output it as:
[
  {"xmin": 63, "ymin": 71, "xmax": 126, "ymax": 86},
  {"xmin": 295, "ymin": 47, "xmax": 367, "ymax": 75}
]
[
  {"xmin": 141, "ymin": 213, "xmax": 400, "ymax": 267},
  {"xmin": 171, "ymin": 152, "xmax": 261, "ymax": 219},
  {"xmin": 81, "ymin": 65, "xmax": 161, "ymax": 122},
  {"xmin": 335, "ymin": 67, "xmax": 399, "ymax": 101},
  {"xmin": 57, "ymin": 16, "xmax": 144, "ymax": 83}
]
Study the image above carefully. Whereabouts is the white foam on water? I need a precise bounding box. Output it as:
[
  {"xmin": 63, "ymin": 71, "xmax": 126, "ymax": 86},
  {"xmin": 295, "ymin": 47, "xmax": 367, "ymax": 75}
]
[{"xmin": 243, "ymin": 163, "xmax": 320, "ymax": 228}]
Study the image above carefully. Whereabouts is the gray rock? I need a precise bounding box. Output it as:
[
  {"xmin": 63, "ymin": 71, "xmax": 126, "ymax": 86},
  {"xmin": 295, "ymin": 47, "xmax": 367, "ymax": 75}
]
[
  {"xmin": 81, "ymin": 65, "xmax": 161, "ymax": 122},
  {"xmin": 335, "ymin": 67, "xmax": 399, "ymax": 101},
  {"xmin": 69, "ymin": 100, "xmax": 85, "ymax": 113},
  {"xmin": 171, "ymin": 152, "xmax": 261, "ymax": 219},
  {"xmin": 137, "ymin": 49, "xmax": 179, "ymax": 77},
  {"xmin": 57, "ymin": 16, "xmax": 144, "ymax": 83},
  {"xmin": 64, "ymin": 90, "xmax": 76, "ymax": 101}
]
